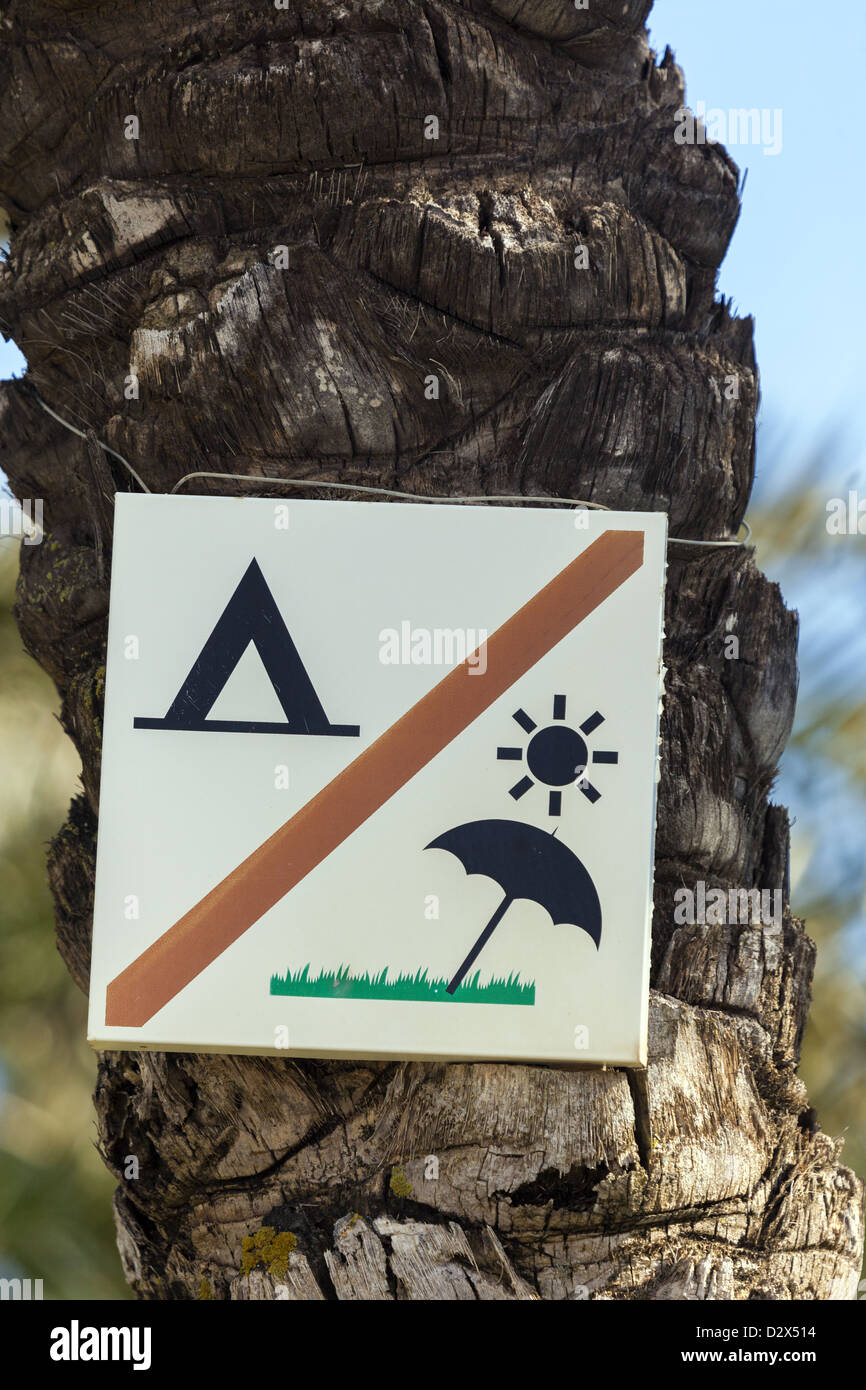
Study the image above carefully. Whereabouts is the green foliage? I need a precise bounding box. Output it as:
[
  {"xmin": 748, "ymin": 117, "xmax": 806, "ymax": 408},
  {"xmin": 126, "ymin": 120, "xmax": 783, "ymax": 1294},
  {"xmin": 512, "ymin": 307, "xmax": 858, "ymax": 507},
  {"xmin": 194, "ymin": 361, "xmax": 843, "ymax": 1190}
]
[
  {"xmin": 270, "ymin": 962, "xmax": 535, "ymax": 1005},
  {"xmin": 749, "ymin": 454, "xmax": 866, "ymax": 1263},
  {"xmin": 0, "ymin": 540, "xmax": 126, "ymax": 1298}
]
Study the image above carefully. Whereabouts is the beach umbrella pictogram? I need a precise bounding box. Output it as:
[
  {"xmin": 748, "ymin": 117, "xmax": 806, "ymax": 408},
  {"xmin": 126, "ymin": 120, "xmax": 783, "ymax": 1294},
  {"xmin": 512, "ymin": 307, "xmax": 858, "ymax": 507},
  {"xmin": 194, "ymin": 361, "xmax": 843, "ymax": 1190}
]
[{"xmin": 425, "ymin": 819, "xmax": 602, "ymax": 994}]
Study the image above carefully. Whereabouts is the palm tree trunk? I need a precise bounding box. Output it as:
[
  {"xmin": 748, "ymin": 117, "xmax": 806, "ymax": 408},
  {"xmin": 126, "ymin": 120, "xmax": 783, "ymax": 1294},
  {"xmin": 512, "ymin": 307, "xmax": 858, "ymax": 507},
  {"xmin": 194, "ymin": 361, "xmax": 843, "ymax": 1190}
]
[{"xmin": 1, "ymin": 0, "xmax": 862, "ymax": 1299}]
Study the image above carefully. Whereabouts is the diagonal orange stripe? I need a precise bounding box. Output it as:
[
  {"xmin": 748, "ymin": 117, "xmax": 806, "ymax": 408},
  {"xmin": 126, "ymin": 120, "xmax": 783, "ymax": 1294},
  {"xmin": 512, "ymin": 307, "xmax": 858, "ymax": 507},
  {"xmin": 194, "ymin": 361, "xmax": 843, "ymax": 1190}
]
[{"xmin": 105, "ymin": 528, "xmax": 644, "ymax": 1026}]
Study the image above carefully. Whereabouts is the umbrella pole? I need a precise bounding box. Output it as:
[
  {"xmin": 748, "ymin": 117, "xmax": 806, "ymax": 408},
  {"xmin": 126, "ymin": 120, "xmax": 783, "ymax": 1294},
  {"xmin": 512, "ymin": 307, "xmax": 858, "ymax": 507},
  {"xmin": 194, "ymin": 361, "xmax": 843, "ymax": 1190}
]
[{"xmin": 446, "ymin": 895, "xmax": 513, "ymax": 995}]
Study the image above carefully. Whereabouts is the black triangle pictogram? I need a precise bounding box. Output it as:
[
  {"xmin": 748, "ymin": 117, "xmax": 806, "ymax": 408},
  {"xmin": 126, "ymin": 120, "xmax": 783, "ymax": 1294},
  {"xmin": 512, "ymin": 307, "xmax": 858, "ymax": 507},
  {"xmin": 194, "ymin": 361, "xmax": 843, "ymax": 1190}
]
[{"xmin": 134, "ymin": 558, "xmax": 360, "ymax": 736}]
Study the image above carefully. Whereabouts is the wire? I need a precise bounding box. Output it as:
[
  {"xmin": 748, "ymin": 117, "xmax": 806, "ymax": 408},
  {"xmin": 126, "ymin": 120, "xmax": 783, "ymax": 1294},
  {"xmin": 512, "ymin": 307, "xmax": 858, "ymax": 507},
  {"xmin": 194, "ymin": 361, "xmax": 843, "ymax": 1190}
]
[
  {"xmin": 170, "ymin": 470, "xmax": 614, "ymax": 507},
  {"xmin": 669, "ymin": 522, "xmax": 752, "ymax": 548},
  {"xmin": 170, "ymin": 470, "xmax": 751, "ymax": 546},
  {"xmin": 28, "ymin": 387, "xmax": 152, "ymax": 494},
  {"xmin": 28, "ymin": 390, "xmax": 751, "ymax": 548}
]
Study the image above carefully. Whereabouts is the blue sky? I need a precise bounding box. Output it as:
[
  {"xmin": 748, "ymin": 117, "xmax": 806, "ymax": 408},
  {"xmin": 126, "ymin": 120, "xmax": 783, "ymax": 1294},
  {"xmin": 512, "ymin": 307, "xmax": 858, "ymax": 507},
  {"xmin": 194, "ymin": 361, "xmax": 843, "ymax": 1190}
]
[
  {"xmin": 0, "ymin": 324, "xmax": 24, "ymax": 379},
  {"xmin": 648, "ymin": 0, "xmax": 866, "ymax": 492},
  {"xmin": 643, "ymin": 0, "xmax": 866, "ymax": 954}
]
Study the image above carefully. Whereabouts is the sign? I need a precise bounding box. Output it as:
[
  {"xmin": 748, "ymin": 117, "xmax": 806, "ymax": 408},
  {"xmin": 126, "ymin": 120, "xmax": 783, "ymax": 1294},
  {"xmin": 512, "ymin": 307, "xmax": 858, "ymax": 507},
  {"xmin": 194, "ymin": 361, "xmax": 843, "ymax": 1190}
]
[{"xmin": 87, "ymin": 496, "xmax": 667, "ymax": 1065}]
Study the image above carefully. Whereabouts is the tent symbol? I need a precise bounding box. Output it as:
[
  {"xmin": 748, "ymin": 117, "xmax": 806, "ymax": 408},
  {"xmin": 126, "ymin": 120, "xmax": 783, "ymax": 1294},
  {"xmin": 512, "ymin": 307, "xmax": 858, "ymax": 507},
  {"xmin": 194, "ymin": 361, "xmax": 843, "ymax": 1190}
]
[{"xmin": 134, "ymin": 558, "xmax": 360, "ymax": 737}]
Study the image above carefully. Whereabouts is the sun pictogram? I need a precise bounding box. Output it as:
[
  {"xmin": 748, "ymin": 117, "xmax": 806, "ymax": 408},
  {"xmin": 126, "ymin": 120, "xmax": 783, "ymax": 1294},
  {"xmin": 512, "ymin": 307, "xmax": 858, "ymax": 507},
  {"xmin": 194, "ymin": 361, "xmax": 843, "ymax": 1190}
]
[{"xmin": 496, "ymin": 694, "xmax": 619, "ymax": 816}]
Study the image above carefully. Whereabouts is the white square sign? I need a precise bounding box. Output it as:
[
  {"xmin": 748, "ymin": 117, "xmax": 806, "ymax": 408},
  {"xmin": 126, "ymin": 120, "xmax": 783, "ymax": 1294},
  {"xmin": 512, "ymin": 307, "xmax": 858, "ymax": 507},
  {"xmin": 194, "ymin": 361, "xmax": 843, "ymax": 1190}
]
[{"xmin": 88, "ymin": 496, "xmax": 666, "ymax": 1065}]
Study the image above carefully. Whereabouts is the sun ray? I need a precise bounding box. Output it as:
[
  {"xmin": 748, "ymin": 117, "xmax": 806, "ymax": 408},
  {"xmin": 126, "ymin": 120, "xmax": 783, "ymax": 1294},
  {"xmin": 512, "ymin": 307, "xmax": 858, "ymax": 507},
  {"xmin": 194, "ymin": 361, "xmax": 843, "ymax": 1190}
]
[
  {"xmin": 498, "ymin": 698, "xmax": 617, "ymax": 817},
  {"xmin": 509, "ymin": 776, "xmax": 534, "ymax": 801}
]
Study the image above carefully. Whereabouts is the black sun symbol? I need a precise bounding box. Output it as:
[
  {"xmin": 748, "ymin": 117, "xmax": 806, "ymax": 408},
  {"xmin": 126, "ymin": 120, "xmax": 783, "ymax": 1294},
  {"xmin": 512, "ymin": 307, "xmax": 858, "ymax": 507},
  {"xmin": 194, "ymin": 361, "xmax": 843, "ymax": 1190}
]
[{"xmin": 496, "ymin": 694, "xmax": 619, "ymax": 817}]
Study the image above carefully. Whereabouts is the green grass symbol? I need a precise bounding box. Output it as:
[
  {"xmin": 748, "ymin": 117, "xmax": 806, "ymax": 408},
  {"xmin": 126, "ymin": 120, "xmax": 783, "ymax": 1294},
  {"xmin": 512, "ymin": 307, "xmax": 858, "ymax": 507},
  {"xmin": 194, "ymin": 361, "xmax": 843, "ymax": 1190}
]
[{"xmin": 269, "ymin": 964, "xmax": 534, "ymax": 1006}]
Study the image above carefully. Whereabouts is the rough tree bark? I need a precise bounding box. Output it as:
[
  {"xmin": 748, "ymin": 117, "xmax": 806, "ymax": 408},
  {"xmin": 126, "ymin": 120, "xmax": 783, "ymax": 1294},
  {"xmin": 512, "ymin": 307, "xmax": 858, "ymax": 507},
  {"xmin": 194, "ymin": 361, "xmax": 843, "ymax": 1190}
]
[{"xmin": 1, "ymin": 0, "xmax": 862, "ymax": 1299}]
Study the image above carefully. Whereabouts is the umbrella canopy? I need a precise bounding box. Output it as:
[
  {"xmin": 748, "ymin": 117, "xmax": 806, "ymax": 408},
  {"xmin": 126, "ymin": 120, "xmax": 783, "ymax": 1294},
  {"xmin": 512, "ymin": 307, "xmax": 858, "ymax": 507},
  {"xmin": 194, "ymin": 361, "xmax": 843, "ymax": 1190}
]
[
  {"xmin": 426, "ymin": 819, "xmax": 602, "ymax": 945},
  {"xmin": 426, "ymin": 818, "xmax": 602, "ymax": 994}
]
